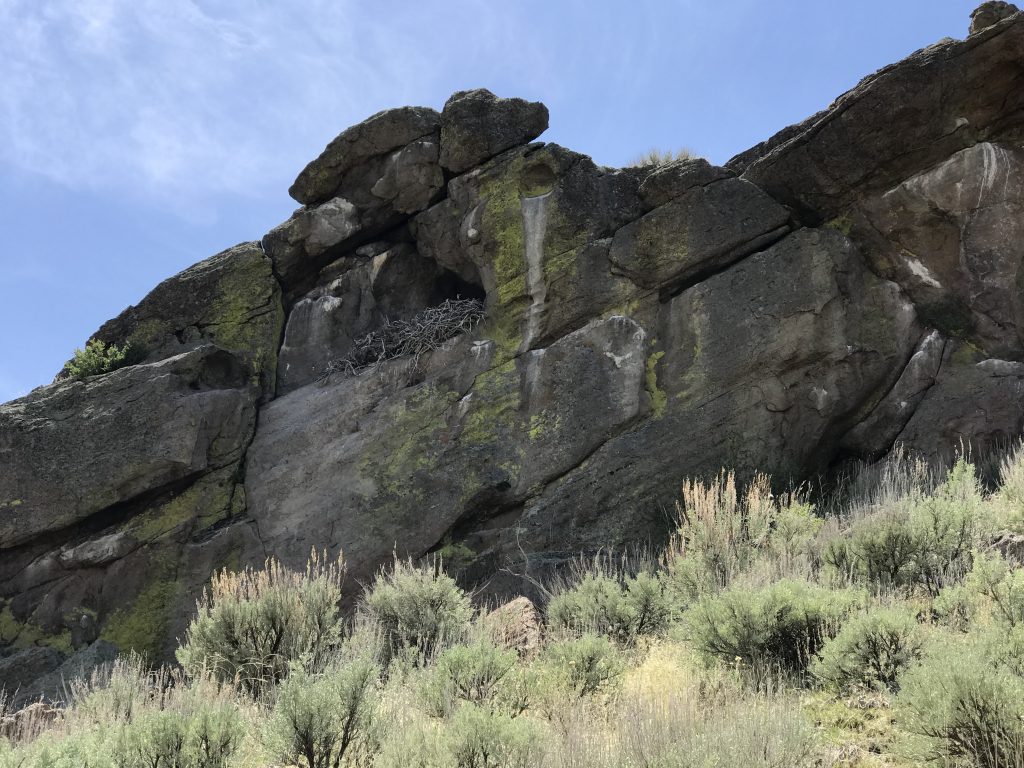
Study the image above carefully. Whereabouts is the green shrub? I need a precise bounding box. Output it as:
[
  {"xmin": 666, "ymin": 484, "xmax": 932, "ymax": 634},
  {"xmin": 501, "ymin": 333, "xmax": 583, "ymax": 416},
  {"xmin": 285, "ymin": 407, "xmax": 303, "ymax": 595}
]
[
  {"xmin": 442, "ymin": 703, "xmax": 544, "ymax": 768},
  {"xmin": 932, "ymin": 583, "xmax": 979, "ymax": 631},
  {"xmin": 996, "ymin": 442, "xmax": 1024, "ymax": 522},
  {"xmin": 176, "ymin": 552, "xmax": 346, "ymax": 693},
  {"xmin": 546, "ymin": 570, "xmax": 672, "ymax": 642},
  {"xmin": 967, "ymin": 551, "xmax": 1024, "ymax": 627},
  {"xmin": 823, "ymin": 460, "xmax": 987, "ymax": 594},
  {"xmin": 421, "ymin": 637, "xmax": 520, "ymax": 717},
  {"xmin": 265, "ymin": 657, "xmax": 379, "ymax": 768},
  {"xmin": 824, "ymin": 512, "xmax": 919, "ymax": 588},
  {"xmin": 111, "ymin": 698, "xmax": 243, "ymax": 768},
  {"xmin": 540, "ymin": 634, "xmax": 624, "ymax": 699},
  {"xmin": 373, "ymin": 721, "xmax": 447, "ymax": 768},
  {"xmin": 360, "ymin": 558, "xmax": 473, "ymax": 664},
  {"xmin": 909, "ymin": 459, "xmax": 984, "ymax": 593},
  {"xmin": 811, "ymin": 607, "xmax": 923, "ymax": 692},
  {"xmin": 682, "ymin": 697, "xmax": 818, "ymax": 768},
  {"xmin": 685, "ymin": 579, "xmax": 861, "ymax": 675},
  {"xmin": 65, "ymin": 339, "xmax": 136, "ymax": 379},
  {"xmin": 898, "ymin": 634, "xmax": 1024, "ymax": 768},
  {"xmin": 669, "ymin": 472, "xmax": 775, "ymax": 590},
  {"xmin": 37, "ymin": 665, "xmax": 244, "ymax": 768}
]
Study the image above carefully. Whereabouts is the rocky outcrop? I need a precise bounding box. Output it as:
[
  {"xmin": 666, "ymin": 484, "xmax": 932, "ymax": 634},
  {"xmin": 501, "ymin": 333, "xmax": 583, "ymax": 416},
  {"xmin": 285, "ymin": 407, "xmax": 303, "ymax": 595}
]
[{"xmin": 3, "ymin": 4, "xmax": 1023, "ymax": 699}]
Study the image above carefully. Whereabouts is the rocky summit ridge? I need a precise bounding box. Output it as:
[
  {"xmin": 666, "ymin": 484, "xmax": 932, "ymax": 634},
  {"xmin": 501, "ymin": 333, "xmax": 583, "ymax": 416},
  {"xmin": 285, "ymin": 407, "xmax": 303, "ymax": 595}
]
[{"xmin": 2, "ymin": 5, "xmax": 1024, "ymax": 699}]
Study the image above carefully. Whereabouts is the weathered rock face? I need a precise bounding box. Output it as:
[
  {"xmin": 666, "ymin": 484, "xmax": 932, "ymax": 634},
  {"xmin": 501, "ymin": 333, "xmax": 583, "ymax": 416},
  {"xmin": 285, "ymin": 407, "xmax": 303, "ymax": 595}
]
[{"xmin": 4, "ymin": 5, "xmax": 1024, "ymax": 698}]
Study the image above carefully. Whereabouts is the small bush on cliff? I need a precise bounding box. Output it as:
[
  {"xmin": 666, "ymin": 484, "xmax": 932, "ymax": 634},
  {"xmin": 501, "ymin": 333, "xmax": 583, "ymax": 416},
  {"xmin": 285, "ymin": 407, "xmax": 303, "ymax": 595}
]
[
  {"xmin": 360, "ymin": 557, "xmax": 474, "ymax": 665},
  {"xmin": 65, "ymin": 339, "xmax": 136, "ymax": 379},
  {"xmin": 176, "ymin": 551, "xmax": 346, "ymax": 693}
]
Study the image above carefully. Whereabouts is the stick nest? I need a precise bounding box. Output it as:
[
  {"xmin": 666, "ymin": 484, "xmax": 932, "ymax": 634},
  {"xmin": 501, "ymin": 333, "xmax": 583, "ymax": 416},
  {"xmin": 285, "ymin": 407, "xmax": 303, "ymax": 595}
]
[{"xmin": 319, "ymin": 298, "xmax": 486, "ymax": 380}]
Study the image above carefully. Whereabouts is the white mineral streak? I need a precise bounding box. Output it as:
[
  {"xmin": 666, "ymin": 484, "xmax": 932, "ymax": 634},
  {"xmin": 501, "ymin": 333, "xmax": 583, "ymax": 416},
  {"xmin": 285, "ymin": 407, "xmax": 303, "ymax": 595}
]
[{"xmin": 520, "ymin": 192, "xmax": 552, "ymax": 353}]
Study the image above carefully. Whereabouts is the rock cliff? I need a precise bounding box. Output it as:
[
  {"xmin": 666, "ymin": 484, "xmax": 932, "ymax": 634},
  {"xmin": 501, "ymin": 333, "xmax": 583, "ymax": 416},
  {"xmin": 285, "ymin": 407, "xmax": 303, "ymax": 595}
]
[{"xmin": 3, "ymin": 6, "xmax": 1023, "ymax": 698}]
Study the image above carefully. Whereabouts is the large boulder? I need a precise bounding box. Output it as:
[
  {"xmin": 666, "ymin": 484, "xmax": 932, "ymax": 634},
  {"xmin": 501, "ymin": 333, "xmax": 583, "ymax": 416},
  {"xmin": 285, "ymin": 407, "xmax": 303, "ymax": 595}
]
[
  {"xmin": 0, "ymin": 346, "xmax": 258, "ymax": 549},
  {"xmin": 896, "ymin": 344, "xmax": 1024, "ymax": 460},
  {"xmin": 290, "ymin": 106, "xmax": 440, "ymax": 206},
  {"xmin": 970, "ymin": 2, "xmax": 1019, "ymax": 34},
  {"xmin": 439, "ymin": 89, "xmax": 549, "ymax": 174},
  {"xmin": 268, "ymin": 108, "xmax": 446, "ymax": 296},
  {"xmin": 77, "ymin": 242, "xmax": 283, "ymax": 397},
  {"xmin": 6, "ymin": 7, "xmax": 1024, "ymax": 693},
  {"xmin": 855, "ymin": 142, "xmax": 1024, "ymax": 358},
  {"xmin": 736, "ymin": 12, "xmax": 1024, "ymax": 220}
]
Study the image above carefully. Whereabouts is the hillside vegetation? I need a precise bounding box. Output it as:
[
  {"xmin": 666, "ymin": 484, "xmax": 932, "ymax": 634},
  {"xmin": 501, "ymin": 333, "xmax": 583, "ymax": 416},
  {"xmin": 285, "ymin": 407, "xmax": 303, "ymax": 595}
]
[{"xmin": 5, "ymin": 447, "xmax": 1024, "ymax": 767}]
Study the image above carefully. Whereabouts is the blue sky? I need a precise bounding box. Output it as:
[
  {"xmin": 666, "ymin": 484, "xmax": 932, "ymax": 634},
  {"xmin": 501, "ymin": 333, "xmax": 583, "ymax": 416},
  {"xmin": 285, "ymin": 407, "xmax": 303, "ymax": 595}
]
[{"xmin": 0, "ymin": 0, "xmax": 983, "ymax": 402}]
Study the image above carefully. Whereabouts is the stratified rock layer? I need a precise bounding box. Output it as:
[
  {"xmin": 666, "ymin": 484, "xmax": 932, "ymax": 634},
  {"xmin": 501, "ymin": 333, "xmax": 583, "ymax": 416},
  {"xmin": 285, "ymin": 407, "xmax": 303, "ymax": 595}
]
[{"xmin": 3, "ymin": 5, "xmax": 1024, "ymax": 698}]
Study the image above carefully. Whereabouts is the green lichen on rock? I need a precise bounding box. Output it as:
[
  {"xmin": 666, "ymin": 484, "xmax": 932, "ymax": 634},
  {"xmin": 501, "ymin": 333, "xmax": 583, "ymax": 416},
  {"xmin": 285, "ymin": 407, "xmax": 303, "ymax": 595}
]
[
  {"xmin": 359, "ymin": 382, "xmax": 462, "ymax": 500},
  {"xmin": 645, "ymin": 348, "xmax": 668, "ymax": 419},
  {"xmin": 528, "ymin": 409, "xmax": 562, "ymax": 441},
  {"xmin": 825, "ymin": 214, "xmax": 854, "ymax": 236},
  {"xmin": 0, "ymin": 602, "xmax": 73, "ymax": 654},
  {"xmin": 205, "ymin": 250, "xmax": 285, "ymax": 391},
  {"xmin": 124, "ymin": 468, "xmax": 240, "ymax": 543},
  {"xmin": 100, "ymin": 553, "xmax": 180, "ymax": 661},
  {"xmin": 459, "ymin": 361, "xmax": 522, "ymax": 446}
]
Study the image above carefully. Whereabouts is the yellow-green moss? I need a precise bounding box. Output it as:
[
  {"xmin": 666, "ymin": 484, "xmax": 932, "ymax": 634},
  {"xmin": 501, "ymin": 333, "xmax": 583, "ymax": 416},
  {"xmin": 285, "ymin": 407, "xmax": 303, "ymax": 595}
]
[
  {"xmin": 125, "ymin": 317, "xmax": 169, "ymax": 355},
  {"xmin": 825, "ymin": 214, "xmax": 854, "ymax": 237},
  {"xmin": 100, "ymin": 557, "xmax": 180, "ymax": 661},
  {"xmin": 528, "ymin": 409, "xmax": 562, "ymax": 441},
  {"xmin": 0, "ymin": 604, "xmax": 21, "ymax": 644},
  {"xmin": 645, "ymin": 348, "xmax": 668, "ymax": 419},
  {"xmin": 359, "ymin": 384, "xmax": 461, "ymax": 499},
  {"xmin": 459, "ymin": 361, "xmax": 522, "ymax": 446},
  {"xmin": 125, "ymin": 470, "xmax": 237, "ymax": 543},
  {"xmin": 434, "ymin": 538, "xmax": 477, "ymax": 571},
  {"xmin": 0, "ymin": 603, "xmax": 74, "ymax": 654},
  {"xmin": 949, "ymin": 340, "xmax": 984, "ymax": 366},
  {"xmin": 207, "ymin": 255, "xmax": 285, "ymax": 388}
]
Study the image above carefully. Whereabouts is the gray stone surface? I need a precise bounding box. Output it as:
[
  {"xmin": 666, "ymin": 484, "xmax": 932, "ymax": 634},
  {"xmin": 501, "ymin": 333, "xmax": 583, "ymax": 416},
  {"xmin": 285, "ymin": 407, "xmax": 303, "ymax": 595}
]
[
  {"xmin": 0, "ymin": 346, "xmax": 257, "ymax": 548},
  {"xmin": 290, "ymin": 106, "xmax": 440, "ymax": 206},
  {"xmin": 5, "ymin": 14, "xmax": 1024, "ymax": 694},
  {"xmin": 857, "ymin": 142, "xmax": 1024, "ymax": 358},
  {"xmin": 608, "ymin": 177, "xmax": 791, "ymax": 291},
  {"xmin": 840, "ymin": 330, "xmax": 947, "ymax": 458},
  {"xmin": 75, "ymin": 242, "xmax": 283, "ymax": 397},
  {"xmin": 970, "ymin": 1, "xmax": 1019, "ymax": 34},
  {"xmin": 638, "ymin": 157, "xmax": 734, "ymax": 209},
  {"xmin": 897, "ymin": 344, "xmax": 1024, "ymax": 460},
  {"xmin": 440, "ymin": 89, "xmax": 549, "ymax": 174},
  {"xmin": 739, "ymin": 14, "xmax": 1024, "ymax": 219}
]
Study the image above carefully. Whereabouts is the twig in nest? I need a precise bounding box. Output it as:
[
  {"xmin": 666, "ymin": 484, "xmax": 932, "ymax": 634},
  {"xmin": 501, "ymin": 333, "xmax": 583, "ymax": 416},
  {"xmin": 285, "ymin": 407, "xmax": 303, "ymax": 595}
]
[{"xmin": 318, "ymin": 298, "xmax": 485, "ymax": 381}]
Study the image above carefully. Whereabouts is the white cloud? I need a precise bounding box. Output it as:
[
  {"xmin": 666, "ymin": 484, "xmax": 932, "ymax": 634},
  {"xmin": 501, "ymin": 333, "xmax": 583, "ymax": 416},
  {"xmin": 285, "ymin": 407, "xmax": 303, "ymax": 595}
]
[{"xmin": 0, "ymin": 0, "xmax": 551, "ymax": 214}]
